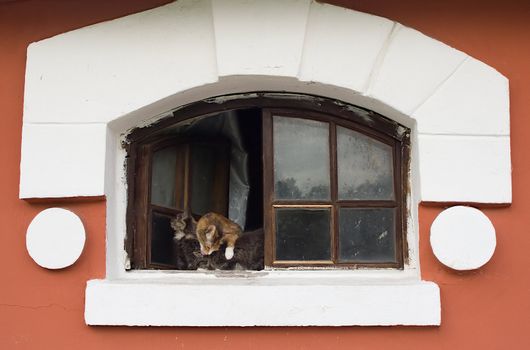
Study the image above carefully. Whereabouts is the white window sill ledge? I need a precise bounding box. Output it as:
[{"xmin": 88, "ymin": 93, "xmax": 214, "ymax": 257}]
[{"xmin": 85, "ymin": 278, "xmax": 440, "ymax": 326}]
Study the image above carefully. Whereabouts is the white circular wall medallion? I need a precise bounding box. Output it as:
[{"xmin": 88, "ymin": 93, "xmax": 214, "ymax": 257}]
[
  {"xmin": 430, "ymin": 206, "xmax": 496, "ymax": 270},
  {"xmin": 26, "ymin": 208, "xmax": 86, "ymax": 269}
]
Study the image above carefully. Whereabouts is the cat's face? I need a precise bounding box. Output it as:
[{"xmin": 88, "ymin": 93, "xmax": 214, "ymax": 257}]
[{"xmin": 197, "ymin": 225, "xmax": 222, "ymax": 255}]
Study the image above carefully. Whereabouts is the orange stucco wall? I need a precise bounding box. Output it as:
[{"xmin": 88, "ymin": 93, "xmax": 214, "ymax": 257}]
[{"xmin": 1, "ymin": 0, "xmax": 529, "ymax": 349}]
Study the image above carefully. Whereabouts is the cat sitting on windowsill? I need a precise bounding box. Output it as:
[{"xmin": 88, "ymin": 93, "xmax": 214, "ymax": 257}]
[{"xmin": 171, "ymin": 211, "xmax": 264, "ymax": 271}]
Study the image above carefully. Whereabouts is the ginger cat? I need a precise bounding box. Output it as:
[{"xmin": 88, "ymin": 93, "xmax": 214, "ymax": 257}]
[
  {"xmin": 171, "ymin": 210, "xmax": 263, "ymax": 270},
  {"xmin": 195, "ymin": 212, "xmax": 242, "ymax": 260}
]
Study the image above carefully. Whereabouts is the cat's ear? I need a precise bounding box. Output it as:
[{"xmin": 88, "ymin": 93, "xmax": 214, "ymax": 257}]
[{"xmin": 205, "ymin": 225, "xmax": 217, "ymax": 240}]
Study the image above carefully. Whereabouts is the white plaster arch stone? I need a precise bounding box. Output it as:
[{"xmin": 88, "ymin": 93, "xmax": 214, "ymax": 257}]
[{"xmin": 19, "ymin": 0, "xmax": 511, "ymax": 204}]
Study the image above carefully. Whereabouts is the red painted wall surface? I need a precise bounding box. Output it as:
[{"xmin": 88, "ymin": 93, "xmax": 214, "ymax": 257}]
[{"xmin": 1, "ymin": 1, "xmax": 529, "ymax": 349}]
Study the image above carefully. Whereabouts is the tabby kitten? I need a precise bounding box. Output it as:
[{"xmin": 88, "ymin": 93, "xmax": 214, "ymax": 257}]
[
  {"xmin": 170, "ymin": 210, "xmax": 197, "ymax": 241},
  {"xmin": 171, "ymin": 211, "xmax": 198, "ymax": 270}
]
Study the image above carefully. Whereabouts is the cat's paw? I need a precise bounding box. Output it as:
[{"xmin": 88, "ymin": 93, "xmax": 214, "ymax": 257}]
[{"xmin": 225, "ymin": 247, "xmax": 234, "ymax": 260}]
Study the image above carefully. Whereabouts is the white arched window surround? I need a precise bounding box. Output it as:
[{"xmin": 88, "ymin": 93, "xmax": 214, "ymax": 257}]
[{"xmin": 19, "ymin": 0, "xmax": 510, "ymax": 326}]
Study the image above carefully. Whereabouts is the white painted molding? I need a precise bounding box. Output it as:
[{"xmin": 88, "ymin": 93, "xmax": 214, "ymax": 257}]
[
  {"xmin": 298, "ymin": 1, "xmax": 394, "ymax": 91},
  {"xmin": 85, "ymin": 279, "xmax": 440, "ymax": 326},
  {"xmin": 17, "ymin": 0, "xmax": 510, "ymax": 327},
  {"xmin": 413, "ymin": 57, "xmax": 509, "ymax": 136},
  {"xmin": 23, "ymin": 0, "xmax": 217, "ymax": 125},
  {"xmin": 20, "ymin": 123, "xmax": 107, "ymax": 198},
  {"xmin": 213, "ymin": 0, "xmax": 310, "ymax": 77},
  {"xmin": 418, "ymin": 135, "xmax": 511, "ymax": 203},
  {"xmin": 430, "ymin": 206, "xmax": 496, "ymax": 270},
  {"xmin": 19, "ymin": 0, "xmax": 511, "ymax": 203},
  {"xmin": 367, "ymin": 25, "xmax": 467, "ymax": 115},
  {"xmin": 26, "ymin": 208, "xmax": 85, "ymax": 269}
]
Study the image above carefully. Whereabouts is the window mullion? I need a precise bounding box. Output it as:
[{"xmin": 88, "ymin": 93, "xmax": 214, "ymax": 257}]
[
  {"xmin": 395, "ymin": 137, "xmax": 406, "ymax": 267},
  {"xmin": 261, "ymin": 109, "xmax": 274, "ymax": 267},
  {"xmin": 330, "ymin": 121, "xmax": 338, "ymax": 264}
]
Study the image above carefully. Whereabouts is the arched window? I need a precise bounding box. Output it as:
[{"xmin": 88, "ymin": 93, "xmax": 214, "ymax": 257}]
[{"xmin": 125, "ymin": 93, "xmax": 410, "ymax": 270}]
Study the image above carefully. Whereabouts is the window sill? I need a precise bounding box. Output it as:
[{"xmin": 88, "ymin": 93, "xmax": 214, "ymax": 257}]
[{"xmin": 84, "ymin": 272, "xmax": 440, "ymax": 326}]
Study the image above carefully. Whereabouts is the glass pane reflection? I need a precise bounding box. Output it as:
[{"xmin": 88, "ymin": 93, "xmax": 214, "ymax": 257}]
[
  {"xmin": 338, "ymin": 208, "xmax": 396, "ymax": 263},
  {"xmin": 273, "ymin": 116, "xmax": 330, "ymax": 200},
  {"xmin": 337, "ymin": 126, "xmax": 394, "ymax": 200},
  {"xmin": 275, "ymin": 208, "xmax": 331, "ymax": 261},
  {"xmin": 151, "ymin": 146, "xmax": 177, "ymax": 207}
]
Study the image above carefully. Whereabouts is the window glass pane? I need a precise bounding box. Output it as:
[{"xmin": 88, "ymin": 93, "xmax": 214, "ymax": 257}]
[
  {"xmin": 338, "ymin": 208, "xmax": 396, "ymax": 263},
  {"xmin": 337, "ymin": 126, "xmax": 394, "ymax": 200},
  {"xmin": 275, "ymin": 208, "xmax": 331, "ymax": 261},
  {"xmin": 273, "ymin": 116, "xmax": 330, "ymax": 200},
  {"xmin": 151, "ymin": 146, "xmax": 177, "ymax": 207},
  {"xmin": 151, "ymin": 212, "xmax": 176, "ymax": 266},
  {"xmin": 191, "ymin": 144, "xmax": 224, "ymax": 215}
]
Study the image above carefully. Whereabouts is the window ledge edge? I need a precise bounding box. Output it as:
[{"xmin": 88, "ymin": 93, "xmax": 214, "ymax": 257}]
[{"xmin": 84, "ymin": 279, "xmax": 440, "ymax": 326}]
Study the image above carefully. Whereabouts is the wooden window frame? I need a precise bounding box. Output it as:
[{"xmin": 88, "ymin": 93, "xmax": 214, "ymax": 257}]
[
  {"xmin": 125, "ymin": 93, "xmax": 410, "ymax": 270},
  {"xmin": 128, "ymin": 136, "xmax": 230, "ymax": 269},
  {"xmin": 263, "ymin": 109, "xmax": 406, "ymax": 268}
]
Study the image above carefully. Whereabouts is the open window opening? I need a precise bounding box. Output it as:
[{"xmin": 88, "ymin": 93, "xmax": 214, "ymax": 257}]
[{"xmin": 125, "ymin": 94, "xmax": 410, "ymax": 272}]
